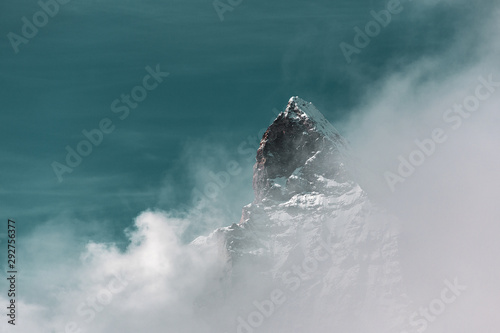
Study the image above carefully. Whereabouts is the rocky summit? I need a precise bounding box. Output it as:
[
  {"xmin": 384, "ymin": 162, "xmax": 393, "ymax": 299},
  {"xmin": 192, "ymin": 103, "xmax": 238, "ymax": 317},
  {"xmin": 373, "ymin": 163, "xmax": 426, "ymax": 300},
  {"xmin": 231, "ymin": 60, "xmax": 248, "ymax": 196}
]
[
  {"xmin": 252, "ymin": 96, "xmax": 348, "ymax": 202},
  {"xmin": 194, "ymin": 97, "xmax": 412, "ymax": 333}
]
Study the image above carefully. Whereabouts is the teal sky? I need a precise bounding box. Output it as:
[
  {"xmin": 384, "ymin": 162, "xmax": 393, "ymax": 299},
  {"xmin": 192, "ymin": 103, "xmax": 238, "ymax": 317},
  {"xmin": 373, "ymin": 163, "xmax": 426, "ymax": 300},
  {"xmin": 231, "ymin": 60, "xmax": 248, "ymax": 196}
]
[{"xmin": 0, "ymin": 0, "xmax": 493, "ymax": 243}]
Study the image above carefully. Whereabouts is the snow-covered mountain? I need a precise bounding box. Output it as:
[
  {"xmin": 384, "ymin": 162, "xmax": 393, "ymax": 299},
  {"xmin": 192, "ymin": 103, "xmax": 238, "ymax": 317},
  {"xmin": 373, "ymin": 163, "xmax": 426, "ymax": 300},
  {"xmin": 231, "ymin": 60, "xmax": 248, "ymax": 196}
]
[{"xmin": 194, "ymin": 97, "xmax": 411, "ymax": 333}]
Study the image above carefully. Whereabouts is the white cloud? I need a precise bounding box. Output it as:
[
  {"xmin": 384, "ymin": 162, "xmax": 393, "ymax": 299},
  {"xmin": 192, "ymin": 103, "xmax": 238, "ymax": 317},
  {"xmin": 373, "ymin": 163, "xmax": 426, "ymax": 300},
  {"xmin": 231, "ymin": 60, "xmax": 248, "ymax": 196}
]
[{"xmin": 1, "ymin": 211, "xmax": 225, "ymax": 333}]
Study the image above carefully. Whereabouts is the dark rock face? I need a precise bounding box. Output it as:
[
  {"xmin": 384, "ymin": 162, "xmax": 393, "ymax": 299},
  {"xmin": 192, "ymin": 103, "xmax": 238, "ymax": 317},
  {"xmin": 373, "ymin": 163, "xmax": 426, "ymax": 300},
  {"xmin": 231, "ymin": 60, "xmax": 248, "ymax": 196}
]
[{"xmin": 252, "ymin": 97, "xmax": 346, "ymax": 202}]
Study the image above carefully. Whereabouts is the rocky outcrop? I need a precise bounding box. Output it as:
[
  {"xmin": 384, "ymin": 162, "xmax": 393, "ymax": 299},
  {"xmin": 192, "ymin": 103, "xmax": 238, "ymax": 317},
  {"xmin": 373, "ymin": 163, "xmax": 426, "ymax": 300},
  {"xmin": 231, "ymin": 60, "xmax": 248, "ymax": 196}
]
[
  {"xmin": 194, "ymin": 97, "xmax": 411, "ymax": 333},
  {"xmin": 252, "ymin": 96, "xmax": 347, "ymax": 202}
]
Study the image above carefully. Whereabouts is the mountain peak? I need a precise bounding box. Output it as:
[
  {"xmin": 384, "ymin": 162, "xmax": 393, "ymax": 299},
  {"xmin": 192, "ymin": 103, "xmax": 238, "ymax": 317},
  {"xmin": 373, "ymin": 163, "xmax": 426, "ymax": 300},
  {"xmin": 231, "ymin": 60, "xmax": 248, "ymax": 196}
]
[
  {"xmin": 252, "ymin": 97, "xmax": 347, "ymax": 202},
  {"xmin": 283, "ymin": 96, "xmax": 342, "ymax": 141},
  {"xmin": 195, "ymin": 98, "xmax": 409, "ymax": 333}
]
